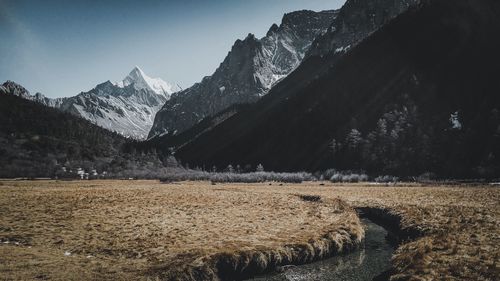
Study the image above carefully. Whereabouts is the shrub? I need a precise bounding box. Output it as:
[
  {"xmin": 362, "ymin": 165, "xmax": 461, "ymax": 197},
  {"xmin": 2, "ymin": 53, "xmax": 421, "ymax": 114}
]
[
  {"xmin": 160, "ymin": 171, "xmax": 211, "ymax": 182},
  {"xmin": 256, "ymin": 164, "xmax": 265, "ymax": 172},
  {"xmin": 329, "ymin": 171, "xmax": 369, "ymax": 183},
  {"xmin": 322, "ymin": 169, "xmax": 338, "ymax": 180},
  {"xmin": 160, "ymin": 171, "xmax": 314, "ymax": 184},
  {"xmin": 374, "ymin": 175, "xmax": 399, "ymax": 183},
  {"xmin": 416, "ymin": 172, "xmax": 437, "ymax": 182}
]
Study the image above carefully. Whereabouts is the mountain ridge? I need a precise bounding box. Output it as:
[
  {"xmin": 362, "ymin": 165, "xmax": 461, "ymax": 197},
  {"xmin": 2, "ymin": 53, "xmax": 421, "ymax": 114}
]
[
  {"xmin": 306, "ymin": 0, "xmax": 418, "ymax": 58},
  {"xmin": 148, "ymin": 9, "xmax": 338, "ymax": 138},
  {"xmin": 1, "ymin": 67, "xmax": 178, "ymax": 139}
]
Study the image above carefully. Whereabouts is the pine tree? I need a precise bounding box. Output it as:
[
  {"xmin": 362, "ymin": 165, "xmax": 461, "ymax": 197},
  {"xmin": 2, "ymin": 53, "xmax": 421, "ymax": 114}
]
[{"xmin": 256, "ymin": 164, "xmax": 264, "ymax": 172}]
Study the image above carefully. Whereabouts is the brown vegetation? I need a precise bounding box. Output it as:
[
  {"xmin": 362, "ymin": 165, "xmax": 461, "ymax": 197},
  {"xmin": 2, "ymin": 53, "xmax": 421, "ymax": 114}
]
[
  {"xmin": 1, "ymin": 180, "xmax": 498, "ymax": 280},
  {"xmin": 272, "ymin": 182, "xmax": 500, "ymax": 281},
  {"xmin": 0, "ymin": 180, "xmax": 362, "ymax": 280}
]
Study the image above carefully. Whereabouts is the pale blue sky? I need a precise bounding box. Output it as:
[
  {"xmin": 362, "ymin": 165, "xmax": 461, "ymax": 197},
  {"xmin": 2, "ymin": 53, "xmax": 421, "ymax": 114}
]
[{"xmin": 0, "ymin": 0, "xmax": 345, "ymax": 97}]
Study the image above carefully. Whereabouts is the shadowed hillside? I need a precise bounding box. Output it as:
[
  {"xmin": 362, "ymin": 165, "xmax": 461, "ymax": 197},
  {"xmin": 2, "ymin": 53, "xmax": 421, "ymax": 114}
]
[
  {"xmin": 0, "ymin": 93, "xmax": 126, "ymax": 177},
  {"xmin": 174, "ymin": 0, "xmax": 500, "ymax": 178}
]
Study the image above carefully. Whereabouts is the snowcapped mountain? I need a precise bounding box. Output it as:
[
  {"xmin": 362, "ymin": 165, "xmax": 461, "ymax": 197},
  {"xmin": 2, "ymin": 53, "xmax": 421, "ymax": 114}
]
[
  {"xmin": 148, "ymin": 9, "xmax": 338, "ymax": 138},
  {"xmin": 1, "ymin": 67, "xmax": 178, "ymax": 139},
  {"xmin": 115, "ymin": 66, "xmax": 177, "ymax": 96}
]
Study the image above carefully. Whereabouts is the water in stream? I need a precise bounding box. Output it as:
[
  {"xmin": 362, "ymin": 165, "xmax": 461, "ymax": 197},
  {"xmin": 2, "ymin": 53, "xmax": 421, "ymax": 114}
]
[{"xmin": 249, "ymin": 218, "xmax": 394, "ymax": 281}]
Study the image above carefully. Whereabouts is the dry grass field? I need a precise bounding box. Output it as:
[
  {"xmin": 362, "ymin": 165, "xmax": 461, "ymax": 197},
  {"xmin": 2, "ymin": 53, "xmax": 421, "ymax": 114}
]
[
  {"xmin": 0, "ymin": 180, "xmax": 498, "ymax": 280},
  {"xmin": 270, "ymin": 183, "xmax": 500, "ymax": 281},
  {"xmin": 0, "ymin": 180, "xmax": 362, "ymax": 281}
]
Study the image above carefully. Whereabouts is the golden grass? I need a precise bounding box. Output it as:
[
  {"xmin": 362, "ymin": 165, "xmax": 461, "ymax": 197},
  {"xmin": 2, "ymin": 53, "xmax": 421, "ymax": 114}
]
[
  {"xmin": 263, "ymin": 182, "xmax": 500, "ymax": 281},
  {"xmin": 1, "ymin": 180, "xmax": 498, "ymax": 280},
  {"xmin": 0, "ymin": 180, "xmax": 363, "ymax": 280}
]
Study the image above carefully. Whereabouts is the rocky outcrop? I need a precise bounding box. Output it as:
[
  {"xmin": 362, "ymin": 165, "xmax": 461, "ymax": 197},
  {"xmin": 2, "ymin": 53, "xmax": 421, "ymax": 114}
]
[{"xmin": 306, "ymin": 0, "xmax": 418, "ymax": 58}]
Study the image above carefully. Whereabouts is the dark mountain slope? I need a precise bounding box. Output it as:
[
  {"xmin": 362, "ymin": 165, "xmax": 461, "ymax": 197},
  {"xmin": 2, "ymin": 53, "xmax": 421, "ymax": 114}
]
[
  {"xmin": 148, "ymin": 10, "xmax": 337, "ymax": 138},
  {"xmin": 175, "ymin": 0, "xmax": 500, "ymax": 178},
  {"xmin": 306, "ymin": 0, "xmax": 417, "ymax": 57},
  {"xmin": 137, "ymin": 104, "xmax": 249, "ymax": 156},
  {"xmin": 0, "ymin": 93, "xmax": 126, "ymax": 177},
  {"xmin": 150, "ymin": 0, "xmax": 418, "ymax": 139}
]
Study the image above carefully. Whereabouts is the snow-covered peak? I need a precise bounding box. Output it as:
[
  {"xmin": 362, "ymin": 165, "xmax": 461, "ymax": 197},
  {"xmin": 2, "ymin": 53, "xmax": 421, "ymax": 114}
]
[{"xmin": 115, "ymin": 66, "xmax": 178, "ymax": 97}]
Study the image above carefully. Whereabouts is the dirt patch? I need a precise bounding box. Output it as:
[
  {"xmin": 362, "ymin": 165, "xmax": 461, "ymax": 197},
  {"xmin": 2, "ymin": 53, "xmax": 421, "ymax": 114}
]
[{"xmin": 297, "ymin": 194, "xmax": 321, "ymax": 202}]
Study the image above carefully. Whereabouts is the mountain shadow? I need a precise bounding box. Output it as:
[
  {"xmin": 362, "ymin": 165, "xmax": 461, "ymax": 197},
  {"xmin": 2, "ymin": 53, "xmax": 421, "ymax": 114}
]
[{"xmin": 173, "ymin": 0, "xmax": 500, "ymax": 178}]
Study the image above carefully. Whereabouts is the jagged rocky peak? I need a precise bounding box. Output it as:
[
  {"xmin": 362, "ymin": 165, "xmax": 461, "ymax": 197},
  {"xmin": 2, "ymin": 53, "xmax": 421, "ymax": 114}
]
[
  {"xmin": 266, "ymin": 24, "xmax": 279, "ymax": 36},
  {"xmin": 92, "ymin": 80, "xmax": 117, "ymax": 95},
  {"xmin": 0, "ymin": 80, "xmax": 31, "ymax": 98},
  {"xmin": 307, "ymin": 0, "xmax": 419, "ymax": 58},
  {"xmin": 34, "ymin": 92, "xmax": 45, "ymax": 99},
  {"xmin": 0, "ymin": 80, "xmax": 65, "ymax": 107},
  {"xmin": 244, "ymin": 33, "xmax": 257, "ymax": 41},
  {"xmin": 280, "ymin": 9, "xmax": 339, "ymax": 33},
  {"xmin": 221, "ymin": 9, "xmax": 339, "ymax": 90},
  {"xmin": 148, "ymin": 9, "xmax": 337, "ymax": 138},
  {"xmin": 115, "ymin": 66, "xmax": 178, "ymax": 97},
  {"xmin": 230, "ymin": 34, "xmax": 260, "ymax": 54}
]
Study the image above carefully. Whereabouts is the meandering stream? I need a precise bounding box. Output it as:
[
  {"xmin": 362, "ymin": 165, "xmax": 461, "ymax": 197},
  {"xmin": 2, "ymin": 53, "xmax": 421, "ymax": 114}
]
[{"xmin": 248, "ymin": 218, "xmax": 394, "ymax": 281}]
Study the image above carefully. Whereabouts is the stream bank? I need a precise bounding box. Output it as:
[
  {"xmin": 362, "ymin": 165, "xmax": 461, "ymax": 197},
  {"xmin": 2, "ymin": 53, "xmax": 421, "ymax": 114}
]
[{"xmin": 248, "ymin": 218, "xmax": 395, "ymax": 281}]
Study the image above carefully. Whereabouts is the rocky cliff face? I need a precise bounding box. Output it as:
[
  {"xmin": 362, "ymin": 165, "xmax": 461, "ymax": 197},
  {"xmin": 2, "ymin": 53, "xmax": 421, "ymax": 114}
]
[
  {"xmin": 0, "ymin": 81, "xmax": 31, "ymax": 99},
  {"xmin": 148, "ymin": 10, "xmax": 338, "ymax": 138},
  {"xmin": 306, "ymin": 0, "xmax": 418, "ymax": 57},
  {"xmin": 0, "ymin": 81, "xmax": 65, "ymax": 107}
]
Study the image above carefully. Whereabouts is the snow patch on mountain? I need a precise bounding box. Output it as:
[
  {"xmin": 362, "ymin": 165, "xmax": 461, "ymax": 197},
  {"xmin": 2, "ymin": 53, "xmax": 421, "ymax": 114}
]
[
  {"xmin": 61, "ymin": 86, "xmax": 169, "ymax": 139},
  {"xmin": 1, "ymin": 67, "xmax": 178, "ymax": 140},
  {"xmin": 115, "ymin": 66, "xmax": 178, "ymax": 97}
]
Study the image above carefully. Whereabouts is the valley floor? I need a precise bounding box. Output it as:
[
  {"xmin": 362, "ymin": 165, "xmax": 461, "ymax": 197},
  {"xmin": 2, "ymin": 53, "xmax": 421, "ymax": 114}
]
[{"xmin": 0, "ymin": 180, "xmax": 498, "ymax": 280}]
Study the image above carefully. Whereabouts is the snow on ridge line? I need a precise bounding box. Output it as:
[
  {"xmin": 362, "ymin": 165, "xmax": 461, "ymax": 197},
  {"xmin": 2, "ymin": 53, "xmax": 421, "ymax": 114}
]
[{"xmin": 114, "ymin": 66, "xmax": 180, "ymax": 97}]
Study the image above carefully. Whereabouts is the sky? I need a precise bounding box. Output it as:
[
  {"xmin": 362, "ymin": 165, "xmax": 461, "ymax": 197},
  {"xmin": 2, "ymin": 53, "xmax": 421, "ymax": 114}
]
[{"xmin": 0, "ymin": 0, "xmax": 345, "ymax": 97}]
